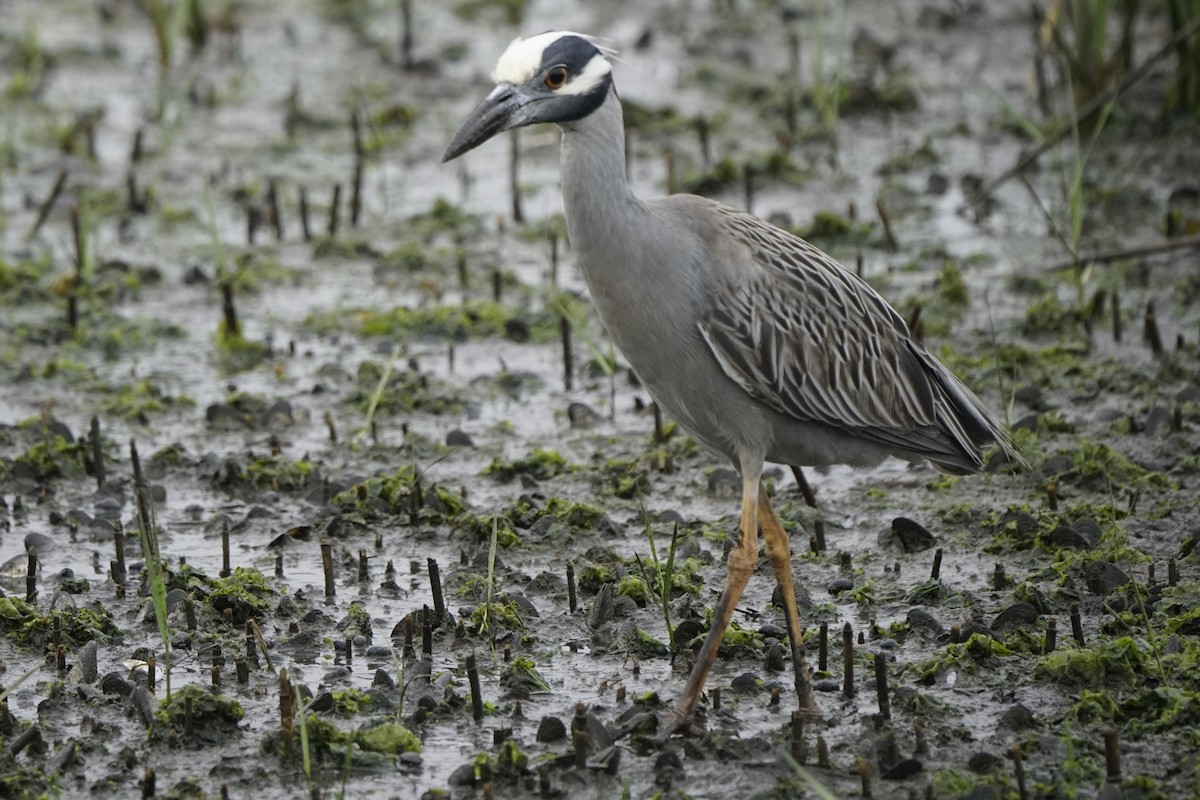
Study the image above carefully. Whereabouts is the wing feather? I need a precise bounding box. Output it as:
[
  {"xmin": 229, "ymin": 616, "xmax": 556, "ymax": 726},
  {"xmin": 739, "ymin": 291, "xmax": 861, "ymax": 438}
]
[{"xmin": 696, "ymin": 203, "xmax": 1001, "ymax": 468}]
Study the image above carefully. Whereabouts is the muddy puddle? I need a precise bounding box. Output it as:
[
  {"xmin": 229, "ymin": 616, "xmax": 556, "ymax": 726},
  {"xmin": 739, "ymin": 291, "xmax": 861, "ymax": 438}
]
[{"xmin": 2, "ymin": 1, "xmax": 1200, "ymax": 798}]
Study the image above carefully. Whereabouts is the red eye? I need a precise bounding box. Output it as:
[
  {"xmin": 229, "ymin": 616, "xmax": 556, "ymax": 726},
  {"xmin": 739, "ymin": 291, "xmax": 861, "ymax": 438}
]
[{"xmin": 545, "ymin": 66, "xmax": 569, "ymax": 90}]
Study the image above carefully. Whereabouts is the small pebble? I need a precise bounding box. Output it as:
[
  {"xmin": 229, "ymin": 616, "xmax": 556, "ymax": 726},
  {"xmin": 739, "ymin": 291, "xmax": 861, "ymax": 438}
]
[
  {"xmin": 991, "ymin": 602, "xmax": 1039, "ymax": 633},
  {"xmin": 998, "ymin": 704, "xmax": 1036, "ymax": 731},
  {"xmin": 537, "ymin": 715, "xmax": 567, "ymax": 743},
  {"xmin": 891, "ymin": 517, "xmax": 935, "ymax": 552},
  {"xmin": 1085, "ymin": 561, "xmax": 1129, "ymax": 596},
  {"xmin": 828, "ymin": 577, "xmax": 854, "ymax": 595},
  {"xmin": 445, "ymin": 428, "xmax": 475, "ymax": 447},
  {"xmin": 730, "ymin": 672, "xmax": 761, "ymax": 694}
]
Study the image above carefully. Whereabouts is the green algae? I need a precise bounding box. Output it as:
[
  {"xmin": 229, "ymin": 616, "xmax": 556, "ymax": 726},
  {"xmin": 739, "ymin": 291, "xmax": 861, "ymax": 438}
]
[
  {"xmin": 0, "ymin": 596, "xmax": 120, "ymax": 649},
  {"xmin": 616, "ymin": 575, "xmax": 652, "ymax": 607},
  {"xmin": 910, "ymin": 633, "xmax": 1017, "ymax": 684},
  {"xmin": 156, "ymin": 684, "xmax": 244, "ymax": 730},
  {"xmin": 205, "ymin": 567, "xmax": 279, "ymax": 623},
  {"xmin": 349, "ymin": 360, "xmax": 466, "ymax": 416},
  {"xmin": 356, "ymin": 721, "xmax": 421, "ymax": 754},
  {"xmin": 9, "ymin": 425, "xmax": 92, "ymax": 483},
  {"xmin": 468, "ymin": 598, "xmax": 525, "ymax": 632},
  {"xmin": 219, "ymin": 454, "xmax": 317, "ymax": 492},
  {"xmin": 331, "ymin": 688, "xmax": 375, "ymax": 715},
  {"xmin": 301, "ymin": 714, "xmax": 421, "ymax": 763},
  {"xmin": 1036, "ymin": 636, "xmax": 1148, "ymax": 689},
  {"xmin": 500, "ymin": 656, "xmax": 550, "ymax": 697},
  {"xmin": 484, "ymin": 448, "xmax": 571, "ymax": 482}
]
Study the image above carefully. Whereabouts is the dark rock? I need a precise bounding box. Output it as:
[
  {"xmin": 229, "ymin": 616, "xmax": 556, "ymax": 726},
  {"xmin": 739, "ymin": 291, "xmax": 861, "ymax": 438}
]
[
  {"xmin": 588, "ymin": 583, "xmax": 613, "ymax": 629},
  {"xmin": 828, "ymin": 577, "xmax": 854, "ymax": 595},
  {"xmin": 673, "ymin": 619, "xmax": 705, "ymax": 647},
  {"xmin": 891, "ymin": 517, "xmax": 935, "ymax": 552},
  {"xmin": 1073, "ymin": 518, "xmax": 1103, "ymax": 544},
  {"xmin": 245, "ymin": 505, "xmax": 273, "ymax": 520},
  {"xmin": 1010, "ymin": 512, "xmax": 1039, "ymax": 540},
  {"xmin": 500, "ymin": 591, "xmax": 539, "ymax": 618},
  {"xmin": 43, "ymin": 419, "xmax": 74, "ymax": 441},
  {"xmin": 655, "ymin": 750, "xmax": 683, "ymax": 772},
  {"xmin": 764, "ymin": 642, "xmax": 787, "ymax": 672},
  {"xmin": 1013, "ymin": 384, "xmax": 1045, "ymax": 409},
  {"xmin": 309, "ymin": 691, "xmax": 334, "ymax": 713},
  {"xmin": 77, "ymin": 640, "xmax": 98, "ymax": 684},
  {"xmin": 129, "ymin": 686, "xmax": 156, "ymax": 727},
  {"xmin": 567, "ymin": 402, "xmax": 600, "ymax": 429},
  {"xmin": 707, "ymin": 468, "xmax": 740, "ymax": 495},
  {"xmin": 882, "ymin": 758, "xmax": 923, "ymax": 780},
  {"xmin": 968, "ymin": 751, "xmax": 1001, "ymax": 773},
  {"xmin": 301, "ymin": 608, "xmax": 328, "ymax": 625},
  {"xmin": 1085, "ymin": 561, "xmax": 1129, "ymax": 596},
  {"xmin": 183, "ymin": 264, "xmax": 209, "ymax": 284},
  {"xmin": 958, "ymin": 623, "xmax": 993, "ymax": 641},
  {"xmin": 759, "ymin": 623, "xmax": 787, "ymax": 640},
  {"xmin": 614, "ymin": 708, "xmax": 657, "ymax": 739},
  {"xmin": 998, "ymin": 704, "xmax": 1037, "ymax": 731},
  {"xmin": 365, "ymin": 688, "xmax": 395, "ymax": 710},
  {"xmin": 906, "ymin": 608, "xmax": 946, "ymax": 638},
  {"xmin": 206, "ymin": 403, "xmax": 251, "ymax": 430},
  {"xmin": 609, "ymin": 595, "xmax": 638, "ymax": 619},
  {"xmin": 93, "ymin": 497, "xmax": 123, "ymax": 520},
  {"xmin": 1010, "ymin": 413, "xmax": 1039, "ymax": 433},
  {"xmin": 56, "ymin": 569, "xmax": 89, "ymax": 594},
  {"xmin": 263, "ymin": 400, "xmax": 295, "ymax": 431},
  {"xmin": 445, "ymin": 428, "xmax": 474, "ymax": 447},
  {"xmin": 537, "ymin": 715, "xmax": 567, "ymax": 743},
  {"xmin": 588, "ymin": 745, "xmax": 621, "ymax": 773},
  {"xmin": 1048, "ymin": 524, "xmax": 1096, "ymax": 550},
  {"xmin": 448, "ymin": 762, "xmax": 477, "ymax": 786},
  {"xmin": 503, "ymin": 317, "xmax": 531, "ymax": 342},
  {"xmin": 583, "ymin": 712, "xmax": 613, "ymax": 750},
  {"xmin": 991, "ymin": 602, "xmax": 1039, "ymax": 633},
  {"xmin": 654, "ymin": 509, "xmax": 685, "ymax": 525},
  {"xmin": 771, "ymin": 580, "xmax": 813, "ymax": 611},
  {"xmin": 372, "ymin": 669, "xmax": 395, "ymax": 689},
  {"xmin": 1176, "ymin": 384, "xmax": 1200, "ymax": 404},
  {"xmin": 100, "ymin": 672, "xmax": 134, "ymax": 697},
  {"xmin": 164, "ymin": 588, "xmax": 188, "ymax": 610},
  {"xmin": 1144, "ymin": 406, "xmax": 1172, "ymax": 436},
  {"xmin": 730, "ymin": 672, "xmax": 761, "ymax": 694},
  {"xmin": 813, "ymin": 678, "xmax": 841, "ymax": 692}
]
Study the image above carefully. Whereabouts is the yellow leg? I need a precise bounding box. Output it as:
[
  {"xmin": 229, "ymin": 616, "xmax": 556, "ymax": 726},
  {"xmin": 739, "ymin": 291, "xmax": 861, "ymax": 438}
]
[
  {"xmin": 674, "ymin": 473, "xmax": 760, "ymax": 721},
  {"xmin": 759, "ymin": 488, "xmax": 815, "ymax": 711}
]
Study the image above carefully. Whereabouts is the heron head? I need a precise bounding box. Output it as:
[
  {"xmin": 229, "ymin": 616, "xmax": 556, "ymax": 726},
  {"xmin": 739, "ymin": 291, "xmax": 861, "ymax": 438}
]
[{"xmin": 442, "ymin": 32, "xmax": 615, "ymax": 162}]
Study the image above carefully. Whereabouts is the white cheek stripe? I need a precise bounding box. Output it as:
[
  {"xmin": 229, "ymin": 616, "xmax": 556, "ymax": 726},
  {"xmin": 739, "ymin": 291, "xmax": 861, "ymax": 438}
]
[{"xmin": 554, "ymin": 54, "xmax": 612, "ymax": 96}]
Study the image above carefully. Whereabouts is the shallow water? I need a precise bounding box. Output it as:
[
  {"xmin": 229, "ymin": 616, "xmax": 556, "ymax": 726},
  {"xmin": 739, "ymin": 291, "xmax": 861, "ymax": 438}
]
[{"xmin": 2, "ymin": 1, "xmax": 1199, "ymax": 798}]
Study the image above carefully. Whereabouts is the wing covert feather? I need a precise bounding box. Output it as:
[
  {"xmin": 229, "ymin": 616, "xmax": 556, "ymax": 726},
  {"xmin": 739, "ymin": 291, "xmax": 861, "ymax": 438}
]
[{"xmin": 695, "ymin": 204, "xmax": 954, "ymax": 446}]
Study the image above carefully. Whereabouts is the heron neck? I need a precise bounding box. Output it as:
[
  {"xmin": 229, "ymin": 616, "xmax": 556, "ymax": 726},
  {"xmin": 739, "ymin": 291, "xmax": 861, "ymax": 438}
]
[{"xmin": 559, "ymin": 87, "xmax": 642, "ymax": 259}]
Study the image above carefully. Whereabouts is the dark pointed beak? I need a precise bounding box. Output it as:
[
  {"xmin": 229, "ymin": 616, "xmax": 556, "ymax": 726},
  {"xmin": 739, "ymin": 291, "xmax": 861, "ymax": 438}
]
[{"xmin": 443, "ymin": 84, "xmax": 529, "ymax": 162}]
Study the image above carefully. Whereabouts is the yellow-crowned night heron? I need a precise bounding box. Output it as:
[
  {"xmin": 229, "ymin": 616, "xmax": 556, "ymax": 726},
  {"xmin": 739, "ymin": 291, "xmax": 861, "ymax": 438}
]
[{"xmin": 443, "ymin": 32, "xmax": 1013, "ymax": 722}]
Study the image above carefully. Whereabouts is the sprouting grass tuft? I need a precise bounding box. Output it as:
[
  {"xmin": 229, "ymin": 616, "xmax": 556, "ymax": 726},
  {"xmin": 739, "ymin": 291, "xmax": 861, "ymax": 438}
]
[
  {"xmin": 634, "ymin": 516, "xmax": 681, "ymax": 655},
  {"xmin": 132, "ymin": 440, "xmax": 171, "ymax": 700}
]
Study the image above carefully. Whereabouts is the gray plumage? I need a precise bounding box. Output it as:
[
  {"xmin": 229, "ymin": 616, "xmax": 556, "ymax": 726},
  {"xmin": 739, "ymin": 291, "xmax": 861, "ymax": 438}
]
[
  {"xmin": 553, "ymin": 88, "xmax": 1009, "ymax": 478},
  {"xmin": 444, "ymin": 32, "xmax": 1013, "ymax": 721}
]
